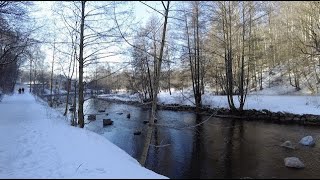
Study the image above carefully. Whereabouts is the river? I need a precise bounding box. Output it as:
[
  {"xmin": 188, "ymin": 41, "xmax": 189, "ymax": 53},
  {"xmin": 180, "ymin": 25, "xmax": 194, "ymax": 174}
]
[{"xmin": 52, "ymin": 97, "xmax": 320, "ymax": 179}]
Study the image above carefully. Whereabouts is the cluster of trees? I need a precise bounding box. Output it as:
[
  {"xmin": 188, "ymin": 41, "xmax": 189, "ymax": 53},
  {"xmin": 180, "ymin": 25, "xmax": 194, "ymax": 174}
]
[
  {"xmin": 4, "ymin": 1, "xmax": 318, "ymax": 167},
  {"xmin": 36, "ymin": 1, "xmax": 320, "ymax": 130},
  {"xmin": 123, "ymin": 1, "xmax": 320, "ymax": 165},
  {"xmin": 128, "ymin": 1, "xmax": 320, "ymax": 112},
  {"xmin": 5, "ymin": 1, "xmax": 318, "ymax": 129},
  {"xmin": 0, "ymin": 1, "xmax": 38, "ymax": 94}
]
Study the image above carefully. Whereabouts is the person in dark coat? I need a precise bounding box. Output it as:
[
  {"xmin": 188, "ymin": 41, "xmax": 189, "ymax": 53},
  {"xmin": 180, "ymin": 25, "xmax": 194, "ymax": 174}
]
[
  {"xmin": 22, "ymin": 88, "xmax": 24, "ymax": 93},
  {"xmin": 18, "ymin": 88, "xmax": 21, "ymax": 94}
]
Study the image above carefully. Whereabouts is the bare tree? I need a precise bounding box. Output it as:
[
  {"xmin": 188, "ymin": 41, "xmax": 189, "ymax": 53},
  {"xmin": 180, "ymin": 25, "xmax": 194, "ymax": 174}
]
[
  {"xmin": 0, "ymin": 1, "xmax": 38, "ymax": 93},
  {"xmin": 139, "ymin": 0, "xmax": 170, "ymax": 167}
]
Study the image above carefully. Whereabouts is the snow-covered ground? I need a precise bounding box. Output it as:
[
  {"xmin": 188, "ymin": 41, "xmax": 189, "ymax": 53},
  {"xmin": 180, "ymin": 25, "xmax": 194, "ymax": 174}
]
[
  {"xmin": 98, "ymin": 93, "xmax": 141, "ymax": 102},
  {"xmin": 44, "ymin": 88, "xmax": 68, "ymax": 95},
  {"xmin": 0, "ymin": 90, "xmax": 167, "ymax": 179},
  {"xmin": 98, "ymin": 90, "xmax": 320, "ymax": 115},
  {"xmin": 97, "ymin": 65, "xmax": 320, "ymax": 115}
]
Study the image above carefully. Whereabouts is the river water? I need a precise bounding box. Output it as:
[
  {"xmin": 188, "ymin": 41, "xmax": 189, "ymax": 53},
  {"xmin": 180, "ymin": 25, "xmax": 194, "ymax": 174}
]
[{"xmin": 54, "ymin": 98, "xmax": 320, "ymax": 179}]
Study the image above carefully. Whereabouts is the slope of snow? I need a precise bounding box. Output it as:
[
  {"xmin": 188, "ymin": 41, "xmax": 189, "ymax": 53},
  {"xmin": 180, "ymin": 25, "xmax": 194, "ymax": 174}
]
[
  {"xmin": 96, "ymin": 64, "xmax": 320, "ymax": 115},
  {"xmin": 43, "ymin": 88, "xmax": 68, "ymax": 95},
  {"xmin": 0, "ymin": 90, "xmax": 167, "ymax": 179},
  {"xmin": 98, "ymin": 93, "xmax": 141, "ymax": 102},
  {"xmin": 251, "ymin": 64, "xmax": 320, "ymax": 95},
  {"xmin": 98, "ymin": 89, "xmax": 320, "ymax": 115}
]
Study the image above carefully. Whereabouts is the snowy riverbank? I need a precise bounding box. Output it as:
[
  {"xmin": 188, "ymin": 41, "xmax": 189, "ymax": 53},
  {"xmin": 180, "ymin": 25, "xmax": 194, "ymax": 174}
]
[
  {"xmin": 0, "ymin": 91, "xmax": 167, "ymax": 179},
  {"xmin": 98, "ymin": 88, "xmax": 320, "ymax": 116}
]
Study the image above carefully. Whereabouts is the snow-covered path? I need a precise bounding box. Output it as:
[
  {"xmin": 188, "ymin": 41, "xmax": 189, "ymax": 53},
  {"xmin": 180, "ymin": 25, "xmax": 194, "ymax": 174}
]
[{"xmin": 0, "ymin": 91, "xmax": 167, "ymax": 179}]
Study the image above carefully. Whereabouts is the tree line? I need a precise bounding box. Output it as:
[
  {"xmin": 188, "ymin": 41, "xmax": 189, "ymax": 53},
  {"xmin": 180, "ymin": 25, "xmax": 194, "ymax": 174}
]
[
  {"xmin": 0, "ymin": 1, "xmax": 39, "ymax": 94},
  {"xmin": 2, "ymin": 1, "xmax": 320, "ymax": 167},
  {"xmin": 17, "ymin": 1, "xmax": 320, "ymax": 126}
]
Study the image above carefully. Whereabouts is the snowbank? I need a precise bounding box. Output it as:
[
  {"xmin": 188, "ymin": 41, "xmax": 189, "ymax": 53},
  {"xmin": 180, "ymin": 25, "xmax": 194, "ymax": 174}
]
[
  {"xmin": 98, "ymin": 89, "xmax": 320, "ymax": 115},
  {"xmin": 0, "ymin": 91, "xmax": 167, "ymax": 179}
]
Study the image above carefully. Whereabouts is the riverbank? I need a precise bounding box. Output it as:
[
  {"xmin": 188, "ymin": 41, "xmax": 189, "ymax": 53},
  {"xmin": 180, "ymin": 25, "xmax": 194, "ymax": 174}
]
[
  {"xmin": 97, "ymin": 93, "xmax": 320, "ymax": 126},
  {"xmin": 33, "ymin": 91, "xmax": 320, "ymax": 179},
  {"xmin": 0, "ymin": 90, "xmax": 167, "ymax": 179}
]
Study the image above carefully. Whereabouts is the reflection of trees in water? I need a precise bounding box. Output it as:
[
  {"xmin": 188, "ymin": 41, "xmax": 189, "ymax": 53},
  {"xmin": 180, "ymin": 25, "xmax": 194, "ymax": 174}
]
[
  {"xmin": 153, "ymin": 126, "xmax": 160, "ymax": 154},
  {"xmin": 189, "ymin": 113, "xmax": 204, "ymax": 178},
  {"xmin": 223, "ymin": 119, "xmax": 235, "ymax": 179},
  {"xmin": 223, "ymin": 119, "xmax": 245, "ymax": 179},
  {"xmin": 140, "ymin": 125, "xmax": 154, "ymax": 165},
  {"xmin": 145, "ymin": 125, "xmax": 160, "ymax": 172},
  {"xmin": 140, "ymin": 111, "xmax": 155, "ymax": 166},
  {"xmin": 132, "ymin": 110, "xmax": 151, "ymax": 160}
]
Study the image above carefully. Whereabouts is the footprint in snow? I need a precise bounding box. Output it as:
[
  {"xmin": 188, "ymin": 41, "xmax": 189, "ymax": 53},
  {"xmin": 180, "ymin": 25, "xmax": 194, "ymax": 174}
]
[{"xmin": 96, "ymin": 168, "xmax": 106, "ymax": 173}]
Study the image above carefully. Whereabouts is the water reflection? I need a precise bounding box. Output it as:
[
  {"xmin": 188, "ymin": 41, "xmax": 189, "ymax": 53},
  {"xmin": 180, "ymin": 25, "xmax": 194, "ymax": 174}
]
[
  {"xmin": 189, "ymin": 114, "xmax": 204, "ymax": 178},
  {"xmin": 49, "ymin": 97, "xmax": 320, "ymax": 179},
  {"xmin": 223, "ymin": 119, "xmax": 235, "ymax": 179}
]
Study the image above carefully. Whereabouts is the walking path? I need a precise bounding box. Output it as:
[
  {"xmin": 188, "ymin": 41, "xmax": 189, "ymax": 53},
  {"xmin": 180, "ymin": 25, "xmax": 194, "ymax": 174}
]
[{"xmin": 0, "ymin": 89, "xmax": 166, "ymax": 179}]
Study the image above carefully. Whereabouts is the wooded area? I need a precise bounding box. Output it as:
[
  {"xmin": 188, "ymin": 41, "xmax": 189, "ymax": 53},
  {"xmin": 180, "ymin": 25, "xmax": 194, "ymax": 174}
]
[{"xmin": 1, "ymin": 1, "xmax": 320, "ymax": 126}]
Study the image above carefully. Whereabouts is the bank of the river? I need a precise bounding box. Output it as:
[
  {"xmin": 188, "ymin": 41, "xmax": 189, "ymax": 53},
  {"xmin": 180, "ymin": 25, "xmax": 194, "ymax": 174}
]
[
  {"xmin": 36, "ymin": 94, "xmax": 320, "ymax": 179},
  {"xmin": 96, "ymin": 97, "xmax": 320, "ymax": 126}
]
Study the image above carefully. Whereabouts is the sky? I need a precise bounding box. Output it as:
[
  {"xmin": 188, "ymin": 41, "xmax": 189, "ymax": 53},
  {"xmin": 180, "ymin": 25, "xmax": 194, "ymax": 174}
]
[{"xmin": 28, "ymin": 1, "xmax": 164, "ymax": 77}]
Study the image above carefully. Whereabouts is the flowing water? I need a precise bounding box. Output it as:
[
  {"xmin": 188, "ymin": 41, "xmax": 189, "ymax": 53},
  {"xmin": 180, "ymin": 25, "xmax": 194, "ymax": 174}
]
[{"xmin": 54, "ymin": 98, "xmax": 320, "ymax": 179}]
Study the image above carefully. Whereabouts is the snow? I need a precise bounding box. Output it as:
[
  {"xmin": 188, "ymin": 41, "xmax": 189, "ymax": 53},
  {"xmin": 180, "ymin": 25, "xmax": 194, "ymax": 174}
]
[
  {"xmin": 96, "ymin": 64, "xmax": 320, "ymax": 116},
  {"xmin": 0, "ymin": 89, "xmax": 167, "ymax": 179},
  {"xmin": 97, "ymin": 89, "xmax": 320, "ymax": 115},
  {"xmin": 43, "ymin": 88, "xmax": 68, "ymax": 95},
  {"xmin": 161, "ymin": 91, "xmax": 320, "ymax": 115},
  {"xmin": 98, "ymin": 93, "xmax": 141, "ymax": 102}
]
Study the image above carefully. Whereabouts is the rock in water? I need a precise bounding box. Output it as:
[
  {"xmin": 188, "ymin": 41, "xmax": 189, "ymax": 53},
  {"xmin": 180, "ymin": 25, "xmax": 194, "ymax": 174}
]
[
  {"xmin": 88, "ymin": 115, "xmax": 96, "ymax": 121},
  {"xmin": 98, "ymin": 109, "xmax": 105, "ymax": 112},
  {"xmin": 284, "ymin": 157, "xmax": 305, "ymax": 169},
  {"xmin": 127, "ymin": 113, "xmax": 130, "ymax": 119},
  {"xmin": 103, "ymin": 119, "xmax": 113, "ymax": 127},
  {"xmin": 280, "ymin": 141, "xmax": 295, "ymax": 149},
  {"xmin": 134, "ymin": 131, "xmax": 141, "ymax": 135},
  {"xmin": 299, "ymin": 136, "xmax": 315, "ymax": 146}
]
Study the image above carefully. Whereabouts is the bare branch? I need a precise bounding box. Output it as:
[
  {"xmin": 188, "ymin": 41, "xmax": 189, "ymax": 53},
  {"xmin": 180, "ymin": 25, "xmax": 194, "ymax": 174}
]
[{"xmin": 139, "ymin": 1, "xmax": 165, "ymax": 16}]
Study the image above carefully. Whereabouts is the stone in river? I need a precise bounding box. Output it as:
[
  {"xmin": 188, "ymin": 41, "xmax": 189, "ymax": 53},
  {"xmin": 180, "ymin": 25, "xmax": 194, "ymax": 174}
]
[
  {"xmin": 284, "ymin": 157, "xmax": 305, "ymax": 169},
  {"xmin": 299, "ymin": 136, "xmax": 315, "ymax": 146},
  {"xmin": 280, "ymin": 141, "xmax": 295, "ymax": 149}
]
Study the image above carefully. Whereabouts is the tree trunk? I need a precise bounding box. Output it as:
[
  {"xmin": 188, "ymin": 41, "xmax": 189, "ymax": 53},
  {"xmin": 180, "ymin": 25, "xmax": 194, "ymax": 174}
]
[
  {"xmin": 150, "ymin": 1, "xmax": 170, "ymax": 125},
  {"xmin": 50, "ymin": 40, "xmax": 55, "ymax": 107},
  {"xmin": 140, "ymin": 1, "xmax": 170, "ymax": 167},
  {"xmin": 239, "ymin": 2, "xmax": 245, "ymax": 111},
  {"xmin": 146, "ymin": 57, "xmax": 153, "ymax": 100},
  {"xmin": 29, "ymin": 59, "xmax": 32, "ymax": 93},
  {"xmin": 78, "ymin": 1, "xmax": 86, "ymax": 128},
  {"xmin": 64, "ymin": 78, "xmax": 71, "ymax": 116},
  {"xmin": 184, "ymin": 10, "xmax": 196, "ymax": 108},
  {"xmin": 196, "ymin": 2, "xmax": 202, "ymax": 110},
  {"xmin": 224, "ymin": 2, "xmax": 236, "ymax": 112}
]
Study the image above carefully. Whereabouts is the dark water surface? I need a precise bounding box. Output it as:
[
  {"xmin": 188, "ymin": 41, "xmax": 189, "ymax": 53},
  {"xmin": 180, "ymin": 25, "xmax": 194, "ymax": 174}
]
[{"xmin": 57, "ymin": 98, "xmax": 320, "ymax": 179}]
